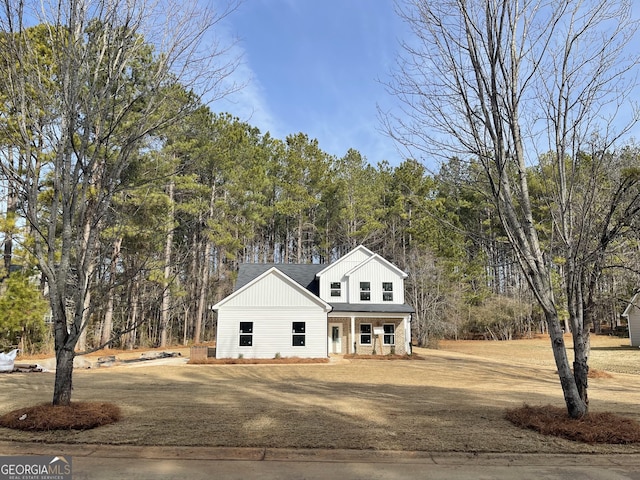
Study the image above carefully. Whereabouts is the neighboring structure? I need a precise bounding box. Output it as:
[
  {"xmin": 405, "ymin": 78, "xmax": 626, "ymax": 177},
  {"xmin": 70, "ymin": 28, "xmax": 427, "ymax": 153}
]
[
  {"xmin": 622, "ymin": 293, "xmax": 640, "ymax": 347},
  {"xmin": 212, "ymin": 245, "xmax": 414, "ymax": 359}
]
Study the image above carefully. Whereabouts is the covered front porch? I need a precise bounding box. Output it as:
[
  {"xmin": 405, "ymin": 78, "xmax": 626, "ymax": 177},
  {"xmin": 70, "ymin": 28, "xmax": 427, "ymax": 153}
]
[{"xmin": 327, "ymin": 312, "xmax": 412, "ymax": 356}]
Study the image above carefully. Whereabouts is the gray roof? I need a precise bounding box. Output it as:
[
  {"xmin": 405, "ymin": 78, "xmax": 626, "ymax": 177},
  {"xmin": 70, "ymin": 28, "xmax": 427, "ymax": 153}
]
[
  {"xmin": 235, "ymin": 263, "xmax": 325, "ymax": 295},
  {"xmin": 329, "ymin": 303, "xmax": 415, "ymax": 314}
]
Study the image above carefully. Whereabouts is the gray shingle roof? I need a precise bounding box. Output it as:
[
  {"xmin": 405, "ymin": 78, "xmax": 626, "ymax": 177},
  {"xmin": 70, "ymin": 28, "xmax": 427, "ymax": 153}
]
[
  {"xmin": 329, "ymin": 303, "xmax": 415, "ymax": 314},
  {"xmin": 235, "ymin": 264, "xmax": 325, "ymax": 295}
]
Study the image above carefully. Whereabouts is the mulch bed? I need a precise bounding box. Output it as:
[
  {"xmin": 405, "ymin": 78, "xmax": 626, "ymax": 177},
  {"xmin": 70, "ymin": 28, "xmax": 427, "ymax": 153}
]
[
  {"xmin": 189, "ymin": 354, "xmax": 423, "ymax": 364},
  {"xmin": 506, "ymin": 404, "xmax": 640, "ymax": 444},
  {"xmin": 343, "ymin": 354, "xmax": 424, "ymax": 360},
  {"xmin": 0, "ymin": 402, "xmax": 121, "ymax": 431},
  {"xmin": 188, "ymin": 357, "xmax": 330, "ymax": 365}
]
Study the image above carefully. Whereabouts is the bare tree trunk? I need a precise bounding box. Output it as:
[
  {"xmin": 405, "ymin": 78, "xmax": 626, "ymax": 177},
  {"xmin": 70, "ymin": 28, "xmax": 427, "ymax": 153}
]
[
  {"xmin": 76, "ymin": 306, "xmax": 89, "ymax": 352},
  {"xmin": 125, "ymin": 282, "xmax": 139, "ymax": 350},
  {"xmin": 100, "ymin": 237, "xmax": 122, "ymax": 347},
  {"xmin": 194, "ymin": 240, "xmax": 210, "ymax": 344},
  {"xmin": 52, "ymin": 348, "xmax": 74, "ymax": 406},
  {"xmin": 160, "ymin": 181, "xmax": 175, "ymax": 348},
  {"xmin": 100, "ymin": 297, "xmax": 113, "ymax": 348},
  {"xmin": 194, "ymin": 182, "xmax": 217, "ymax": 343},
  {"xmin": 545, "ymin": 308, "xmax": 585, "ymax": 417},
  {"xmin": 182, "ymin": 305, "xmax": 190, "ymax": 346},
  {"xmin": 3, "ymin": 149, "xmax": 17, "ymax": 276},
  {"xmin": 297, "ymin": 215, "xmax": 303, "ymax": 263},
  {"xmin": 76, "ymin": 216, "xmax": 95, "ymax": 353},
  {"xmin": 284, "ymin": 222, "xmax": 291, "ymax": 263}
]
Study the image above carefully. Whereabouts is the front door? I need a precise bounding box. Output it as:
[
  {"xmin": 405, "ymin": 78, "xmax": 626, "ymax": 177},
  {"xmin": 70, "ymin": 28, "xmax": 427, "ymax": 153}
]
[{"xmin": 329, "ymin": 324, "xmax": 342, "ymax": 354}]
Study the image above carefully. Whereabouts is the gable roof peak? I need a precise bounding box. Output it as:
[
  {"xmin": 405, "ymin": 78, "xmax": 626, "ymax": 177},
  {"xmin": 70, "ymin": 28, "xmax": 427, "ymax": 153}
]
[
  {"xmin": 344, "ymin": 253, "xmax": 408, "ymax": 278},
  {"xmin": 315, "ymin": 245, "xmax": 375, "ymax": 277}
]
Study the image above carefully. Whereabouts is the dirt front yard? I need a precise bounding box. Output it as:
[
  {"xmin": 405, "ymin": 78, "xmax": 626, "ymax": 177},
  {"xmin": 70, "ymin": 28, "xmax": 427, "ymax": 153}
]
[{"xmin": 0, "ymin": 335, "xmax": 639, "ymax": 453}]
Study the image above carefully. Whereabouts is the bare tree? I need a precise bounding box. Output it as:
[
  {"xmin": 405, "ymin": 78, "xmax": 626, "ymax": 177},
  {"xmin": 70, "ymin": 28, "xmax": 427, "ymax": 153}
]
[
  {"xmin": 387, "ymin": 0, "xmax": 639, "ymax": 417},
  {"xmin": 404, "ymin": 248, "xmax": 455, "ymax": 347},
  {"xmin": 0, "ymin": 0, "xmax": 239, "ymax": 405}
]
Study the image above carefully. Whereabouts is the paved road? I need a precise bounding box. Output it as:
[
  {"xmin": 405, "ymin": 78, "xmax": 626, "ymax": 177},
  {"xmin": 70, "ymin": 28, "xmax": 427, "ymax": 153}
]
[{"xmin": 1, "ymin": 443, "xmax": 640, "ymax": 479}]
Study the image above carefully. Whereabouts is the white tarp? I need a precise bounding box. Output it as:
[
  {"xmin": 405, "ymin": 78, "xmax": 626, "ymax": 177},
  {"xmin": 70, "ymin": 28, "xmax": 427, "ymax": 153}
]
[{"xmin": 0, "ymin": 349, "xmax": 18, "ymax": 372}]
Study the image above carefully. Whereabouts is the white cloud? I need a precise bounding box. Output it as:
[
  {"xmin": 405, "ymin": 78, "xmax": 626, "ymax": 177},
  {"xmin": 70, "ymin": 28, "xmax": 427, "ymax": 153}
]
[
  {"xmin": 205, "ymin": 3, "xmax": 280, "ymax": 136},
  {"xmin": 215, "ymin": 56, "xmax": 280, "ymax": 136}
]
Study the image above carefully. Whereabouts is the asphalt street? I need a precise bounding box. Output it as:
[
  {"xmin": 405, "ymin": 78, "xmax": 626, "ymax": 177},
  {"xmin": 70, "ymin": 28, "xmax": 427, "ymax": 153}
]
[{"xmin": 1, "ymin": 443, "xmax": 640, "ymax": 480}]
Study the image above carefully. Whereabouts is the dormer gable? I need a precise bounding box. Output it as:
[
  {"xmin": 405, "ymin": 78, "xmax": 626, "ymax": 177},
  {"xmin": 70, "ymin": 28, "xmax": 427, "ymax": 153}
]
[
  {"xmin": 344, "ymin": 254, "xmax": 408, "ymax": 279},
  {"xmin": 316, "ymin": 246, "xmax": 407, "ymax": 304},
  {"xmin": 315, "ymin": 245, "xmax": 374, "ymax": 277},
  {"xmin": 316, "ymin": 245, "xmax": 373, "ymax": 302},
  {"xmin": 343, "ymin": 255, "xmax": 407, "ymax": 304}
]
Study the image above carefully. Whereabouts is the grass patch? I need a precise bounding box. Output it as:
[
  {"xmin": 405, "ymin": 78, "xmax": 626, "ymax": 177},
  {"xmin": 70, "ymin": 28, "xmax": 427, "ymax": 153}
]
[
  {"xmin": 505, "ymin": 404, "xmax": 640, "ymax": 444},
  {"xmin": 3, "ymin": 336, "xmax": 637, "ymax": 453},
  {"xmin": 188, "ymin": 357, "xmax": 330, "ymax": 365},
  {"xmin": 0, "ymin": 402, "xmax": 121, "ymax": 431}
]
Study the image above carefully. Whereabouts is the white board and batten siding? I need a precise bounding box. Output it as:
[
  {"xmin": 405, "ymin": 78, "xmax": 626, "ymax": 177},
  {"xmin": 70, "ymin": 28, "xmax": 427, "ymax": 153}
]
[
  {"xmin": 317, "ymin": 245, "xmax": 407, "ymax": 305},
  {"xmin": 213, "ymin": 268, "xmax": 331, "ymax": 359},
  {"xmin": 622, "ymin": 293, "xmax": 640, "ymax": 347},
  {"xmin": 346, "ymin": 258, "xmax": 405, "ymax": 305},
  {"xmin": 317, "ymin": 246, "xmax": 373, "ymax": 300}
]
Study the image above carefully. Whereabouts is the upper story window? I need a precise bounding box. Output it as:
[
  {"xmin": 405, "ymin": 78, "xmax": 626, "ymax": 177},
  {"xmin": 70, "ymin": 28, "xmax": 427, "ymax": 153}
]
[
  {"xmin": 360, "ymin": 282, "xmax": 371, "ymax": 301},
  {"xmin": 330, "ymin": 282, "xmax": 341, "ymax": 297},
  {"xmin": 382, "ymin": 282, "xmax": 393, "ymax": 301},
  {"xmin": 239, "ymin": 322, "xmax": 253, "ymax": 346}
]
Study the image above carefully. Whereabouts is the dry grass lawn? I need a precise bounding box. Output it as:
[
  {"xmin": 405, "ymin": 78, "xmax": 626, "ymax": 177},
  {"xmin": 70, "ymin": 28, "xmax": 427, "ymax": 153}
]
[{"xmin": 0, "ymin": 334, "xmax": 639, "ymax": 453}]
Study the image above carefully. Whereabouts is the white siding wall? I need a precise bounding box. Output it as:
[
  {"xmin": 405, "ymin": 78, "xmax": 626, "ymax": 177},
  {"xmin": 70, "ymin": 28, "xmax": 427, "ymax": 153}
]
[
  {"xmin": 347, "ymin": 261, "xmax": 404, "ymax": 305},
  {"xmin": 223, "ymin": 273, "xmax": 322, "ymax": 308},
  {"xmin": 215, "ymin": 271, "xmax": 329, "ymax": 359},
  {"xmin": 318, "ymin": 249, "xmax": 371, "ymax": 301},
  {"xmin": 216, "ymin": 306, "xmax": 327, "ymax": 358},
  {"xmin": 629, "ymin": 305, "xmax": 640, "ymax": 347}
]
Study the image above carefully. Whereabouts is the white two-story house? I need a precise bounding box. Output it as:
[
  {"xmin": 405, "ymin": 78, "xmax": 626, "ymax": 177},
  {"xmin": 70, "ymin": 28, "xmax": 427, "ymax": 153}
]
[{"xmin": 212, "ymin": 245, "xmax": 414, "ymax": 359}]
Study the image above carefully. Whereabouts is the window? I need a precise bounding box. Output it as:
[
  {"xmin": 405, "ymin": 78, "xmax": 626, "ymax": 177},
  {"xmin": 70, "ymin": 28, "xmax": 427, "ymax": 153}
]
[
  {"xmin": 239, "ymin": 322, "xmax": 253, "ymax": 346},
  {"xmin": 383, "ymin": 324, "xmax": 395, "ymax": 345},
  {"xmin": 330, "ymin": 282, "xmax": 341, "ymax": 297},
  {"xmin": 292, "ymin": 322, "xmax": 306, "ymax": 346},
  {"xmin": 360, "ymin": 282, "xmax": 371, "ymax": 301},
  {"xmin": 360, "ymin": 323, "xmax": 372, "ymax": 344},
  {"xmin": 382, "ymin": 282, "xmax": 393, "ymax": 301}
]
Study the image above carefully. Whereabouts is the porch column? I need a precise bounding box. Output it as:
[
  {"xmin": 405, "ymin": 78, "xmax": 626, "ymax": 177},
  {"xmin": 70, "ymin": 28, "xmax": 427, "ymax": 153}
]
[
  {"xmin": 404, "ymin": 315, "xmax": 411, "ymax": 354},
  {"xmin": 350, "ymin": 315, "xmax": 356, "ymax": 353}
]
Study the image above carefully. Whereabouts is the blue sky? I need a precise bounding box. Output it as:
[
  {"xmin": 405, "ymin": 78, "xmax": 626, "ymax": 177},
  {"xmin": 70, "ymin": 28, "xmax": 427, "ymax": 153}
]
[{"xmin": 215, "ymin": 0, "xmax": 409, "ymax": 167}]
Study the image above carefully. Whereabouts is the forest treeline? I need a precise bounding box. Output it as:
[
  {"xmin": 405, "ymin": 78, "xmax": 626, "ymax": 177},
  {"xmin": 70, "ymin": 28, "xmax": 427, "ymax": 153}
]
[
  {"xmin": 1, "ymin": 25, "xmax": 639, "ymax": 354},
  {"xmin": 3, "ymin": 109, "xmax": 639, "ymax": 352}
]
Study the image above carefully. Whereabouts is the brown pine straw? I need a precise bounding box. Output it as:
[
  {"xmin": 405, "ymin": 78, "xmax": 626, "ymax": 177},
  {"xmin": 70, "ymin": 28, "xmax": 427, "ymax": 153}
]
[
  {"xmin": 342, "ymin": 354, "xmax": 424, "ymax": 360},
  {"xmin": 588, "ymin": 369, "xmax": 613, "ymax": 379},
  {"xmin": 505, "ymin": 404, "xmax": 640, "ymax": 444},
  {"xmin": 0, "ymin": 402, "xmax": 121, "ymax": 431},
  {"xmin": 188, "ymin": 357, "xmax": 330, "ymax": 365}
]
